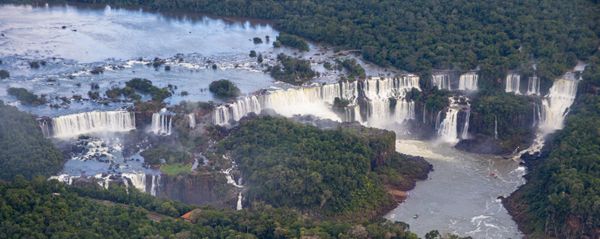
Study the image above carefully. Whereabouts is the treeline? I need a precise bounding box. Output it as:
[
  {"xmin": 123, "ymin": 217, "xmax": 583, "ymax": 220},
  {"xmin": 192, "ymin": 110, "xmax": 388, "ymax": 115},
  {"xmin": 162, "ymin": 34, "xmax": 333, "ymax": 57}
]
[
  {"xmin": 505, "ymin": 52, "xmax": 600, "ymax": 238},
  {"xmin": 0, "ymin": 177, "xmax": 434, "ymax": 239},
  {"xmin": 0, "ymin": 102, "xmax": 64, "ymax": 181},
  {"xmin": 219, "ymin": 116, "xmax": 431, "ymax": 219},
  {"xmin": 26, "ymin": 0, "xmax": 599, "ymax": 82}
]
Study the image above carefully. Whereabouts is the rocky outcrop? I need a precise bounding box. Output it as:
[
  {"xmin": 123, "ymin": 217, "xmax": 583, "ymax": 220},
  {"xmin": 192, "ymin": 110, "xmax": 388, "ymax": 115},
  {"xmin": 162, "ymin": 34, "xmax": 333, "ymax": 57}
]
[{"xmin": 158, "ymin": 172, "xmax": 236, "ymax": 208}]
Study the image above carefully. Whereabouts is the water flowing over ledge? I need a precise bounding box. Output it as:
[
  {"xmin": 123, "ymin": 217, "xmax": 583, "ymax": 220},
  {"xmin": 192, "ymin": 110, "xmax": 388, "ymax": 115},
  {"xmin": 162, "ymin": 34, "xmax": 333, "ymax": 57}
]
[
  {"xmin": 213, "ymin": 75, "xmax": 420, "ymax": 127},
  {"xmin": 43, "ymin": 110, "xmax": 135, "ymax": 138}
]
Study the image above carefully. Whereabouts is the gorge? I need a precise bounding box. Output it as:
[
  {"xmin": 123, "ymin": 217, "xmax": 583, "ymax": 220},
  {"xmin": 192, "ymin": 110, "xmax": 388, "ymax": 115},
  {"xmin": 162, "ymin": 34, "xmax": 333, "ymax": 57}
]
[{"xmin": 0, "ymin": 2, "xmax": 596, "ymax": 239}]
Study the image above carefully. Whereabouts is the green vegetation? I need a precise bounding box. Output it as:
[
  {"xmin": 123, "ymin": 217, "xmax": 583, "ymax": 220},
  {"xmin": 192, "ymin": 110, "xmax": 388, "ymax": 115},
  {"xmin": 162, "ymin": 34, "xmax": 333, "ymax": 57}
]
[
  {"xmin": 125, "ymin": 78, "xmax": 172, "ymax": 102},
  {"xmin": 105, "ymin": 86, "xmax": 141, "ymax": 101},
  {"xmin": 141, "ymin": 145, "xmax": 190, "ymax": 166},
  {"xmin": 336, "ymin": 58, "xmax": 366, "ymax": 81},
  {"xmin": 7, "ymin": 87, "xmax": 46, "ymax": 106},
  {"xmin": 274, "ymin": 33, "xmax": 309, "ymax": 52},
  {"xmin": 269, "ymin": 53, "xmax": 316, "ymax": 85},
  {"xmin": 220, "ymin": 116, "xmax": 430, "ymax": 218},
  {"xmin": 333, "ymin": 97, "xmax": 351, "ymax": 113},
  {"xmin": 506, "ymin": 53, "xmax": 600, "ymax": 238},
  {"xmin": 470, "ymin": 93, "xmax": 535, "ymax": 151},
  {"xmin": 249, "ymin": 50, "xmax": 256, "ymax": 57},
  {"xmin": 0, "ymin": 102, "xmax": 63, "ymax": 181},
  {"xmin": 49, "ymin": 0, "xmax": 599, "ymax": 83},
  {"xmin": 0, "ymin": 177, "xmax": 431, "ymax": 239},
  {"xmin": 208, "ymin": 79, "xmax": 240, "ymax": 99},
  {"xmin": 160, "ymin": 163, "xmax": 191, "ymax": 176},
  {"xmin": 0, "ymin": 69, "xmax": 9, "ymax": 79}
]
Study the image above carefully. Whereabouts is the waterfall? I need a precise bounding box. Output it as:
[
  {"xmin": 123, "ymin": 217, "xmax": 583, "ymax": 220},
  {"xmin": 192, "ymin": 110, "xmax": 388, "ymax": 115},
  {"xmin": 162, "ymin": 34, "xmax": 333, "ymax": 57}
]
[
  {"xmin": 458, "ymin": 72, "xmax": 478, "ymax": 91},
  {"xmin": 437, "ymin": 97, "xmax": 470, "ymax": 144},
  {"xmin": 505, "ymin": 73, "xmax": 521, "ymax": 94},
  {"xmin": 236, "ymin": 192, "xmax": 243, "ymax": 210},
  {"xmin": 494, "ymin": 116, "xmax": 498, "ymax": 140},
  {"xmin": 532, "ymin": 102, "xmax": 541, "ymax": 127},
  {"xmin": 49, "ymin": 174, "xmax": 80, "ymax": 185},
  {"xmin": 461, "ymin": 109, "xmax": 471, "ymax": 139},
  {"xmin": 122, "ymin": 173, "xmax": 147, "ymax": 193},
  {"xmin": 187, "ymin": 113, "xmax": 196, "ymax": 129},
  {"xmin": 212, "ymin": 76, "xmax": 420, "ymax": 127},
  {"xmin": 432, "ymin": 73, "xmax": 451, "ymax": 90},
  {"xmin": 39, "ymin": 120, "xmax": 51, "ymax": 137},
  {"xmin": 435, "ymin": 110, "xmax": 442, "ymax": 130},
  {"xmin": 150, "ymin": 174, "xmax": 160, "ymax": 196},
  {"xmin": 437, "ymin": 108, "xmax": 460, "ymax": 144},
  {"xmin": 513, "ymin": 74, "xmax": 580, "ymax": 160},
  {"xmin": 539, "ymin": 77, "xmax": 579, "ymax": 133},
  {"xmin": 51, "ymin": 111, "xmax": 135, "ymax": 138},
  {"xmin": 151, "ymin": 108, "xmax": 172, "ymax": 135},
  {"xmin": 526, "ymin": 76, "xmax": 540, "ymax": 95}
]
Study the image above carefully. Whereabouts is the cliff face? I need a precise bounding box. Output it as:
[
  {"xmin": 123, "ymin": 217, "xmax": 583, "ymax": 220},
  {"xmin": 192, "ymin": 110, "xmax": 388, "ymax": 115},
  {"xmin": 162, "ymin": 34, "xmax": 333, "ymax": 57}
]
[{"xmin": 157, "ymin": 172, "xmax": 236, "ymax": 208}]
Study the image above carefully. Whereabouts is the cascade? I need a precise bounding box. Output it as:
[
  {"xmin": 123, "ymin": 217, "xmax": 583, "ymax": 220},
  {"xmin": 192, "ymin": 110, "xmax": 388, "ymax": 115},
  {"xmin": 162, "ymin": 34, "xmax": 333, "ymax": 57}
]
[
  {"xmin": 39, "ymin": 120, "xmax": 51, "ymax": 137},
  {"xmin": 526, "ymin": 76, "xmax": 540, "ymax": 95},
  {"xmin": 49, "ymin": 174, "xmax": 79, "ymax": 185},
  {"xmin": 94, "ymin": 174, "xmax": 111, "ymax": 189},
  {"xmin": 122, "ymin": 173, "xmax": 147, "ymax": 193},
  {"xmin": 236, "ymin": 192, "xmax": 243, "ymax": 210},
  {"xmin": 435, "ymin": 110, "xmax": 442, "ymax": 130},
  {"xmin": 539, "ymin": 77, "xmax": 579, "ymax": 133},
  {"xmin": 437, "ymin": 97, "xmax": 470, "ymax": 144},
  {"xmin": 213, "ymin": 76, "xmax": 420, "ymax": 126},
  {"xmin": 513, "ymin": 73, "xmax": 580, "ymax": 160},
  {"xmin": 437, "ymin": 107, "xmax": 460, "ymax": 144},
  {"xmin": 187, "ymin": 113, "xmax": 196, "ymax": 129},
  {"xmin": 461, "ymin": 109, "xmax": 471, "ymax": 139},
  {"xmin": 151, "ymin": 108, "xmax": 172, "ymax": 135},
  {"xmin": 505, "ymin": 73, "xmax": 521, "ymax": 94},
  {"xmin": 51, "ymin": 111, "xmax": 135, "ymax": 138},
  {"xmin": 494, "ymin": 116, "xmax": 498, "ymax": 140},
  {"xmin": 150, "ymin": 174, "xmax": 160, "ymax": 196},
  {"xmin": 432, "ymin": 73, "xmax": 451, "ymax": 90},
  {"xmin": 458, "ymin": 72, "xmax": 478, "ymax": 91},
  {"xmin": 532, "ymin": 102, "xmax": 541, "ymax": 127}
]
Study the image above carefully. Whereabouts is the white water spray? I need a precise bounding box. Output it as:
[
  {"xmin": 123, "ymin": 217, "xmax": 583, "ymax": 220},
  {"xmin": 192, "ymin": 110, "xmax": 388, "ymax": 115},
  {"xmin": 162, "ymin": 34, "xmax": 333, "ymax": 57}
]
[{"xmin": 50, "ymin": 111, "xmax": 135, "ymax": 138}]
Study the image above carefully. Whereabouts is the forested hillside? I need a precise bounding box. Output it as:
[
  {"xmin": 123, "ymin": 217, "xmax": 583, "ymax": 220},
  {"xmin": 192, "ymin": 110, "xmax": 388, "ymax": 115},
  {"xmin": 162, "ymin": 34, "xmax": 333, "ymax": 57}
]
[
  {"xmin": 505, "ymin": 52, "xmax": 600, "ymax": 238},
  {"xmin": 0, "ymin": 177, "xmax": 431, "ymax": 238},
  {"xmin": 220, "ymin": 116, "xmax": 431, "ymax": 219},
  {"xmin": 0, "ymin": 101, "xmax": 64, "ymax": 181}
]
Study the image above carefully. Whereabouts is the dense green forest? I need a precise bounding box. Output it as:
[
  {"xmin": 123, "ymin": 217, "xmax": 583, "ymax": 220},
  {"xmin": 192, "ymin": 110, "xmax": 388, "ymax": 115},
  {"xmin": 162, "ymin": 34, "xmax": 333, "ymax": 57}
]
[
  {"xmin": 24, "ymin": 0, "xmax": 599, "ymax": 82},
  {"xmin": 219, "ymin": 116, "xmax": 431, "ymax": 219},
  {"xmin": 0, "ymin": 102, "xmax": 64, "ymax": 181},
  {"xmin": 0, "ymin": 177, "xmax": 437, "ymax": 239},
  {"xmin": 505, "ymin": 53, "xmax": 600, "ymax": 238}
]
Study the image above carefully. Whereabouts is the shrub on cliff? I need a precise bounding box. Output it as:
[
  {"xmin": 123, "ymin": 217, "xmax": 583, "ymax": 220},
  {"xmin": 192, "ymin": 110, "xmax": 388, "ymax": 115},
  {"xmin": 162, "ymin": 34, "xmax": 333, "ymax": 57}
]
[{"xmin": 208, "ymin": 79, "xmax": 240, "ymax": 99}]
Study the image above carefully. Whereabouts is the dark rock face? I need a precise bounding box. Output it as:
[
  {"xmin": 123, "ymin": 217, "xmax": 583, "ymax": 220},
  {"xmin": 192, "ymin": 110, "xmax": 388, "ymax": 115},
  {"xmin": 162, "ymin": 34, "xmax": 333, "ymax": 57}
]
[
  {"xmin": 157, "ymin": 172, "xmax": 236, "ymax": 208},
  {"xmin": 455, "ymin": 136, "xmax": 507, "ymax": 155}
]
